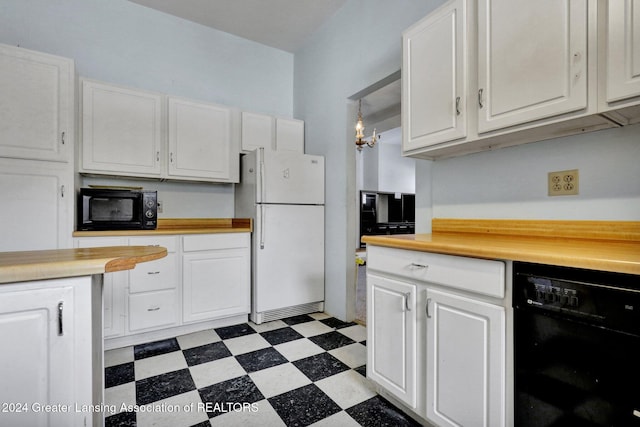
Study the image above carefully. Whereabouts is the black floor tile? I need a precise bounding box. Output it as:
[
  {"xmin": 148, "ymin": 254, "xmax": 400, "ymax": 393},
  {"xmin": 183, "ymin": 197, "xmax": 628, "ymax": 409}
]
[
  {"xmin": 183, "ymin": 341, "xmax": 232, "ymax": 367},
  {"xmin": 134, "ymin": 338, "xmax": 180, "ymax": 360},
  {"xmin": 354, "ymin": 365, "xmax": 367, "ymax": 377},
  {"xmin": 293, "ymin": 352, "xmax": 350, "ymax": 382},
  {"xmin": 281, "ymin": 314, "xmax": 316, "ymax": 326},
  {"xmin": 346, "ymin": 395, "xmax": 422, "ymax": 427},
  {"xmin": 215, "ymin": 323, "xmax": 256, "ymax": 340},
  {"xmin": 308, "ymin": 330, "xmax": 356, "ymax": 351},
  {"xmin": 105, "ymin": 410, "xmax": 136, "ymax": 427},
  {"xmin": 320, "ymin": 317, "xmax": 357, "ymax": 329},
  {"xmin": 260, "ymin": 327, "xmax": 304, "ymax": 346},
  {"xmin": 198, "ymin": 375, "xmax": 264, "ymax": 418},
  {"xmin": 136, "ymin": 368, "xmax": 196, "ymax": 405},
  {"xmin": 268, "ymin": 384, "xmax": 341, "ymax": 427},
  {"xmin": 234, "ymin": 347, "xmax": 288, "ymax": 373},
  {"xmin": 105, "ymin": 362, "xmax": 134, "ymax": 388}
]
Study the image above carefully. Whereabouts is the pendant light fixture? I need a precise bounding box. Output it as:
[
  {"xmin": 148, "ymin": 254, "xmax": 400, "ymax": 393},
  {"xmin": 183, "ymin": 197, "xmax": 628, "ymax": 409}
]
[{"xmin": 355, "ymin": 99, "xmax": 377, "ymax": 151}]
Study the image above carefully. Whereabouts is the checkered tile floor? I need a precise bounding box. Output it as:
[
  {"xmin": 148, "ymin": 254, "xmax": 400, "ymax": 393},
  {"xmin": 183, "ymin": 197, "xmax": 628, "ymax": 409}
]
[{"xmin": 104, "ymin": 312, "xmax": 420, "ymax": 426}]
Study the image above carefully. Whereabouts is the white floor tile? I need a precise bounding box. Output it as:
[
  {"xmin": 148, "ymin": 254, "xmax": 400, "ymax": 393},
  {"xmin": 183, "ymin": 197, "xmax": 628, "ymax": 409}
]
[
  {"xmin": 189, "ymin": 356, "xmax": 246, "ymax": 389},
  {"xmin": 249, "ymin": 319, "xmax": 287, "ymax": 333},
  {"xmin": 134, "ymin": 351, "xmax": 188, "ymax": 381},
  {"xmin": 291, "ymin": 321, "xmax": 334, "ymax": 337},
  {"xmin": 309, "ymin": 410, "xmax": 362, "ymax": 427},
  {"xmin": 249, "ymin": 363, "xmax": 311, "ymax": 398},
  {"xmin": 273, "ymin": 338, "xmax": 324, "ymax": 361},
  {"xmin": 104, "ymin": 346, "xmax": 134, "ymax": 367},
  {"xmin": 309, "ymin": 312, "xmax": 332, "ymax": 320},
  {"xmin": 135, "ymin": 390, "xmax": 209, "ymax": 427},
  {"xmin": 338, "ymin": 324, "xmax": 367, "ymax": 342},
  {"xmin": 329, "ymin": 343, "xmax": 367, "ymax": 368},
  {"xmin": 224, "ymin": 333, "xmax": 271, "ymax": 355},
  {"xmin": 315, "ymin": 370, "xmax": 376, "ymax": 409},
  {"xmin": 176, "ymin": 329, "xmax": 220, "ymax": 350},
  {"xmin": 208, "ymin": 399, "xmax": 286, "ymax": 427},
  {"xmin": 104, "ymin": 382, "xmax": 136, "ymax": 416}
]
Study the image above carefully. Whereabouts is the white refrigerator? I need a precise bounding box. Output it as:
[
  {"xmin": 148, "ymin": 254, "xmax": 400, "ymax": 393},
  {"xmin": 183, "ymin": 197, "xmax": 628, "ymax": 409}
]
[{"xmin": 235, "ymin": 148, "xmax": 325, "ymax": 324}]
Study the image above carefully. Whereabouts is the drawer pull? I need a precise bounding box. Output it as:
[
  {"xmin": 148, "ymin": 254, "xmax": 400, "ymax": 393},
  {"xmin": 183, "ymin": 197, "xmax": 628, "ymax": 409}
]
[
  {"xmin": 147, "ymin": 271, "xmax": 160, "ymax": 275},
  {"xmin": 409, "ymin": 263, "xmax": 428, "ymax": 269},
  {"xmin": 147, "ymin": 307, "xmax": 160, "ymax": 312}
]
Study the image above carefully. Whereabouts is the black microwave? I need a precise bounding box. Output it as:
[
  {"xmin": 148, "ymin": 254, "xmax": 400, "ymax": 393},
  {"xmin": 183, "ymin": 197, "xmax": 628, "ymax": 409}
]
[{"xmin": 78, "ymin": 188, "xmax": 157, "ymax": 231}]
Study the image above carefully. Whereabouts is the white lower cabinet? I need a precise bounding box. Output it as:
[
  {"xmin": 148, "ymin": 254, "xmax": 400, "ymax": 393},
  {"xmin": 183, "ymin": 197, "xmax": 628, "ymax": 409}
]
[
  {"xmin": 182, "ymin": 234, "xmax": 250, "ymax": 323},
  {"xmin": 0, "ymin": 276, "xmax": 97, "ymax": 427},
  {"xmin": 426, "ymin": 288, "xmax": 505, "ymax": 427},
  {"xmin": 366, "ymin": 245, "xmax": 507, "ymax": 426},
  {"xmin": 367, "ymin": 274, "xmax": 419, "ymax": 410}
]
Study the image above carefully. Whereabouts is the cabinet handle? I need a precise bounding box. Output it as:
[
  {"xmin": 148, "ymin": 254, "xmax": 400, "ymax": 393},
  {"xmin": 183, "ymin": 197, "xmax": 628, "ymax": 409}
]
[
  {"xmin": 478, "ymin": 89, "xmax": 484, "ymax": 109},
  {"xmin": 455, "ymin": 96, "xmax": 461, "ymax": 116},
  {"xmin": 147, "ymin": 307, "xmax": 160, "ymax": 312},
  {"xmin": 58, "ymin": 302, "xmax": 64, "ymax": 336},
  {"xmin": 61, "ymin": 131, "xmax": 65, "ymax": 145},
  {"xmin": 408, "ymin": 262, "xmax": 428, "ymax": 270},
  {"xmin": 170, "ymin": 152, "xmax": 174, "ymax": 163},
  {"xmin": 147, "ymin": 271, "xmax": 160, "ymax": 275},
  {"xmin": 60, "ymin": 185, "xmax": 65, "ymax": 198},
  {"xmin": 403, "ymin": 292, "xmax": 411, "ymax": 312},
  {"xmin": 426, "ymin": 298, "xmax": 432, "ymax": 318},
  {"xmin": 156, "ymin": 151, "xmax": 160, "ymax": 162}
]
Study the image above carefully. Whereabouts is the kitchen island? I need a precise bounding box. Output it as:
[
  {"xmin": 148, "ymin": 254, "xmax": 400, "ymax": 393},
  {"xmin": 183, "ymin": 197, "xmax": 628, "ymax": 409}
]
[{"xmin": 0, "ymin": 245, "xmax": 167, "ymax": 427}]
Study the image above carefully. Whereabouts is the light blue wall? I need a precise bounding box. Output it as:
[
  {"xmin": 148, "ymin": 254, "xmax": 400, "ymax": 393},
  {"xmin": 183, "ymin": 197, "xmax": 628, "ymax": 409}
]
[
  {"xmin": 0, "ymin": 0, "xmax": 294, "ymax": 218},
  {"xmin": 295, "ymin": 0, "xmax": 443, "ymax": 320}
]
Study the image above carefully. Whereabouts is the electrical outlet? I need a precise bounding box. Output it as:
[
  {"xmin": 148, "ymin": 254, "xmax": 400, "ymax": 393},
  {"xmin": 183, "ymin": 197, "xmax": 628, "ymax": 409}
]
[{"xmin": 548, "ymin": 169, "xmax": 579, "ymax": 196}]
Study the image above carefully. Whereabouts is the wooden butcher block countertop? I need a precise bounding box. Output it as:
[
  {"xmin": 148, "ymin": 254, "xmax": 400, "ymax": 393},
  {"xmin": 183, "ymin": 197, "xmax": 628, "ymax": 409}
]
[
  {"xmin": 0, "ymin": 245, "xmax": 167, "ymax": 284},
  {"xmin": 73, "ymin": 218, "xmax": 252, "ymax": 237},
  {"xmin": 362, "ymin": 219, "xmax": 640, "ymax": 275}
]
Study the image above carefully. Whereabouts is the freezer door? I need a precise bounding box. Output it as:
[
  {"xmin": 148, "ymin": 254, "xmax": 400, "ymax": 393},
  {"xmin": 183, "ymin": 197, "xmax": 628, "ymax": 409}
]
[
  {"xmin": 254, "ymin": 204, "xmax": 324, "ymax": 313},
  {"xmin": 257, "ymin": 148, "xmax": 324, "ymax": 205}
]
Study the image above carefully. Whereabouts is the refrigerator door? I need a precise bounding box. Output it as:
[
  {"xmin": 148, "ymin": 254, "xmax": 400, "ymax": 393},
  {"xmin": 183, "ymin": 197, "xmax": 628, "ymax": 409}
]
[
  {"xmin": 254, "ymin": 204, "xmax": 324, "ymax": 314},
  {"xmin": 257, "ymin": 148, "xmax": 324, "ymax": 205}
]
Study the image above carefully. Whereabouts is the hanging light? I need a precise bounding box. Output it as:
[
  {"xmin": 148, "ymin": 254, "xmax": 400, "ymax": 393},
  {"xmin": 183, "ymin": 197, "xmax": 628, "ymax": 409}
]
[{"xmin": 355, "ymin": 99, "xmax": 377, "ymax": 151}]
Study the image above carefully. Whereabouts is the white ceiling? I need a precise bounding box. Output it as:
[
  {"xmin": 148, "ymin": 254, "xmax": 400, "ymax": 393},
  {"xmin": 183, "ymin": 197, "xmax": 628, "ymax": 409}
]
[{"xmin": 128, "ymin": 0, "xmax": 347, "ymax": 53}]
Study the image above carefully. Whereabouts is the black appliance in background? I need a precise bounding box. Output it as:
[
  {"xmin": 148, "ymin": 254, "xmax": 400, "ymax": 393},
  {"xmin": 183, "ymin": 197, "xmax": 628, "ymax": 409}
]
[
  {"xmin": 513, "ymin": 261, "xmax": 640, "ymax": 426},
  {"xmin": 359, "ymin": 191, "xmax": 415, "ymax": 247},
  {"xmin": 78, "ymin": 188, "xmax": 158, "ymax": 231}
]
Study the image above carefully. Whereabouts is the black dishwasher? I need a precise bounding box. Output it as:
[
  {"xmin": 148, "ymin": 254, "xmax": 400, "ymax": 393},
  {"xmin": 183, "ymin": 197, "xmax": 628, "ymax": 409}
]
[{"xmin": 513, "ymin": 262, "xmax": 640, "ymax": 427}]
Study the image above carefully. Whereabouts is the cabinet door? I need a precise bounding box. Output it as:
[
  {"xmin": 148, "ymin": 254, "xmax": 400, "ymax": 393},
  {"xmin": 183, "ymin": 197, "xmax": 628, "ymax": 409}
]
[
  {"xmin": 75, "ymin": 237, "xmax": 127, "ymax": 338},
  {"xmin": 0, "ymin": 285, "xmax": 76, "ymax": 426},
  {"xmin": 242, "ymin": 111, "xmax": 274, "ymax": 152},
  {"xmin": 477, "ymin": 0, "xmax": 588, "ymax": 132},
  {"xmin": 605, "ymin": 0, "xmax": 640, "ymax": 104},
  {"xmin": 0, "ymin": 158, "xmax": 72, "ymax": 251},
  {"xmin": 182, "ymin": 248, "xmax": 250, "ymax": 323},
  {"xmin": 402, "ymin": 0, "xmax": 468, "ymax": 151},
  {"xmin": 426, "ymin": 288, "xmax": 505, "ymax": 427},
  {"xmin": 275, "ymin": 118, "xmax": 304, "ymax": 153},
  {"xmin": 81, "ymin": 79, "xmax": 163, "ymax": 176},
  {"xmin": 0, "ymin": 44, "xmax": 73, "ymax": 162},
  {"xmin": 168, "ymin": 97, "xmax": 234, "ymax": 181},
  {"xmin": 367, "ymin": 274, "xmax": 418, "ymax": 410}
]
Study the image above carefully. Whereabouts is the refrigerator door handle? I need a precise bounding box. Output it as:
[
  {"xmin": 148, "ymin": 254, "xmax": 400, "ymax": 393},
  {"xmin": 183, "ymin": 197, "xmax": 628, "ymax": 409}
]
[
  {"xmin": 258, "ymin": 147, "xmax": 266, "ymax": 204},
  {"xmin": 260, "ymin": 205, "xmax": 265, "ymax": 249}
]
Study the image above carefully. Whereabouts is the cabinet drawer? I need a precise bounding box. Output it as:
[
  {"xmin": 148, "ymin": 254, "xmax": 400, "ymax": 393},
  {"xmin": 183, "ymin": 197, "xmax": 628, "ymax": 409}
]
[
  {"xmin": 129, "ymin": 253, "xmax": 177, "ymax": 293},
  {"xmin": 128, "ymin": 236, "xmax": 177, "ymax": 252},
  {"xmin": 367, "ymin": 246, "xmax": 505, "ymax": 298},
  {"xmin": 183, "ymin": 233, "xmax": 250, "ymax": 252},
  {"xmin": 129, "ymin": 289, "xmax": 178, "ymax": 332}
]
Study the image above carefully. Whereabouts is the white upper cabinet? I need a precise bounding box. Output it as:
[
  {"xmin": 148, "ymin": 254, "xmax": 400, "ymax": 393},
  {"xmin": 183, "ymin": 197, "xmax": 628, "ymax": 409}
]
[
  {"xmin": 599, "ymin": 0, "xmax": 640, "ymax": 123},
  {"xmin": 402, "ymin": 0, "xmax": 468, "ymax": 150},
  {"xmin": 477, "ymin": 0, "xmax": 589, "ymax": 133},
  {"xmin": 275, "ymin": 118, "xmax": 304, "ymax": 153},
  {"xmin": 168, "ymin": 97, "xmax": 236, "ymax": 182},
  {"xmin": 0, "ymin": 43, "xmax": 73, "ymax": 162},
  {"xmin": 241, "ymin": 111, "xmax": 274, "ymax": 152},
  {"xmin": 81, "ymin": 79, "xmax": 163, "ymax": 176}
]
